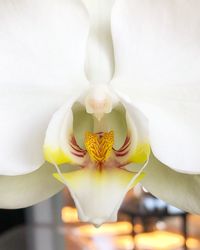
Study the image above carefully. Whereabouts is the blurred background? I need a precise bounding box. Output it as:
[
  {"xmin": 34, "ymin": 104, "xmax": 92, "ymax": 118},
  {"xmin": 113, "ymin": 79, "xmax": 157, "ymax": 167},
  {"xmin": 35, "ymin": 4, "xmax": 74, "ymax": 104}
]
[{"xmin": 0, "ymin": 184, "xmax": 200, "ymax": 250}]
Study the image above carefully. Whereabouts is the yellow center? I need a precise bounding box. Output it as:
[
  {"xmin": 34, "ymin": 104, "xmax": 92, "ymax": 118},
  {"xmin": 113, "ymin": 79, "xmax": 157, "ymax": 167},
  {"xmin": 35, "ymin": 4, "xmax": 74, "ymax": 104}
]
[{"xmin": 84, "ymin": 131, "xmax": 114, "ymax": 163}]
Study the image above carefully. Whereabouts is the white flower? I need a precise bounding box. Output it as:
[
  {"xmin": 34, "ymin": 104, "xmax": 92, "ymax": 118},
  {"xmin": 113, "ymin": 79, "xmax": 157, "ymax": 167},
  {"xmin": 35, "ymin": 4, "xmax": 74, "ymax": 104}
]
[{"xmin": 0, "ymin": 0, "xmax": 200, "ymax": 226}]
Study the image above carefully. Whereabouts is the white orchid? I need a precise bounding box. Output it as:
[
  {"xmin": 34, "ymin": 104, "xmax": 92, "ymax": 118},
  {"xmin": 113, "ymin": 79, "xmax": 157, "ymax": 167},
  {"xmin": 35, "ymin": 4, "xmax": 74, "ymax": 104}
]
[{"xmin": 0, "ymin": 0, "xmax": 200, "ymax": 226}]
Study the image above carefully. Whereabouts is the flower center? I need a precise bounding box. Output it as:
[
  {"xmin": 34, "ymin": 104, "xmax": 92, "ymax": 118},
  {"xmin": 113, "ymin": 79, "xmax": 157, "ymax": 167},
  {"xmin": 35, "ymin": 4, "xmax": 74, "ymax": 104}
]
[{"xmin": 84, "ymin": 131, "xmax": 114, "ymax": 163}]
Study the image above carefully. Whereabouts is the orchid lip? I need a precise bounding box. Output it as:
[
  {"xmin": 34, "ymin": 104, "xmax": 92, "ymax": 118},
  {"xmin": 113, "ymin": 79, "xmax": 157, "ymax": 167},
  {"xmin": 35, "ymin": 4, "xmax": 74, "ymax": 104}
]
[
  {"xmin": 81, "ymin": 215, "xmax": 117, "ymax": 228},
  {"xmin": 53, "ymin": 163, "xmax": 146, "ymax": 226},
  {"xmin": 44, "ymin": 92, "xmax": 150, "ymax": 225}
]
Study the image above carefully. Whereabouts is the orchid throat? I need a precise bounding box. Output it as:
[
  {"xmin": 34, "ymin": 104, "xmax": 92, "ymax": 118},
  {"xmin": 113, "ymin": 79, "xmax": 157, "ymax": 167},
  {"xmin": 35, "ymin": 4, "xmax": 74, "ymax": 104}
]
[{"xmin": 43, "ymin": 85, "xmax": 150, "ymax": 225}]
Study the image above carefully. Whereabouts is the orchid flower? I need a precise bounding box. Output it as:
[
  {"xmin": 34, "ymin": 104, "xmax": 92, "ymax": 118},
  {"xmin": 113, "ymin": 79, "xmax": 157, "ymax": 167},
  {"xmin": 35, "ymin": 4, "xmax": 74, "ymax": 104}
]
[{"xmin": 1, "ymin": 0, "xmax": 200, "ymax": 226}]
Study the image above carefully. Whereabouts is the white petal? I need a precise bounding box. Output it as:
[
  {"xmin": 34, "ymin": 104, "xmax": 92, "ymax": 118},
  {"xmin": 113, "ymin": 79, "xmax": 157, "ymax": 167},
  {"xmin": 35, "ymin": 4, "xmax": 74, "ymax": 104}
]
[
  {"xmin": 0, "ymin": 162, "xmax": 64, "ymax": 209},
  {"xmin": 137, "ymin": 100, "xmax": 200, "ymax": 173},
  {"xmin": 141, "ymin": 154, "xmax": 200, "ymax": 215},
  {"xmin": 0, "ymin": 0, "xmax": 89, "ymax": 90},
  {"xmin": 54, "ymin": 168, "xmax": 144, "ymax": 226},
  {"xmin": 116, "ymin": 88, "xmax": 200, "ymax": 173},
  {"xmin": 112, "ymin": 0, "xmax": 200, "ymax": 173},
  {"xmin": 112, "ymin": 0, "xmax": 200, "ymax": 85},
  {"xmin": 0, "ymin": 0, "xmax": 91, "ymax": 174},
  {"xmin": 0, "ymin": 90, "xmax": 68, "ymax": 175}
]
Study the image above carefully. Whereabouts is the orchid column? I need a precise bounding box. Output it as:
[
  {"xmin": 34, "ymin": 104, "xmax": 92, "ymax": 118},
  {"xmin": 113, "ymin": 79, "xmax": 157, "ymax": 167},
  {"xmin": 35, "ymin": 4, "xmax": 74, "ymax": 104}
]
[{"xmin": 83, "ymin": 0, "xmax": 115, "ymax": 84}]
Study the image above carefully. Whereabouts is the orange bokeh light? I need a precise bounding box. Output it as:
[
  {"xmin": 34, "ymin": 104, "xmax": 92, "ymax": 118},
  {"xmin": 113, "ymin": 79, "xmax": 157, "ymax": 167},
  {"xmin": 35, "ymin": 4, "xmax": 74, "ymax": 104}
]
[
  {"xmin": 113, "ymin": 235, "xmax": 134, "ymax": 250},
  {"xmin": 186, "ymin": 237, "xmax": 200, "ymax": 249},
  {"xmin": 62, "ymin": 206, "xmax": 79, "ymax": 223},
  {"xmin": 73, "ymin": 221, "xmax": 133, "ymax": 237},
  {"xmin": 135, "ymin": 231, "xmax": 184, "ymax": 249}
]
